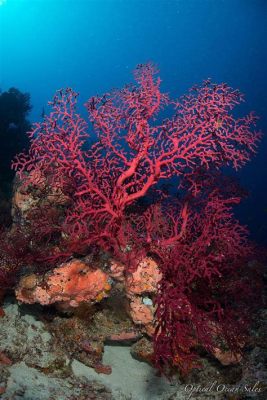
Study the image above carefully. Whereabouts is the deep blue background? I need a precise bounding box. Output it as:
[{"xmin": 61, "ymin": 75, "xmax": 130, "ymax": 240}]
[{"xmin": 1, "ymin": 0, "xmax": 266, "ymax": 243}]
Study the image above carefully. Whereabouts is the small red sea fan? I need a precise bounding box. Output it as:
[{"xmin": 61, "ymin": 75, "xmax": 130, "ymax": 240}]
[{"xmin": 152, "ymin": 191, "xmax": 261, "ymax": 376}]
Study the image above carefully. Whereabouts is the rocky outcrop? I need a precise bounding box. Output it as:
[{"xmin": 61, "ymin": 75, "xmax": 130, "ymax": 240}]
[
  {"xmin": 125, "ymin": 257, "xmax": 161, "ymax": 336},
  {"xmin": 16, "ymin": 259, "xmax": 111, "ymax": 307}
]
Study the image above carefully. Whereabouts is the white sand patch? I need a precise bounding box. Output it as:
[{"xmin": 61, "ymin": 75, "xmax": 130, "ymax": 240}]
[{"xmin": 72, "ymin": 345, "xmax": 182, "ymax": 400}]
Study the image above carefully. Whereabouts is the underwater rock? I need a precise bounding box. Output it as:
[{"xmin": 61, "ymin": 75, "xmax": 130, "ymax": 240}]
[
  {"xmin": 125, "ymin": 257, "xmax": 161, "ymax": 295},
  {"xmin": 130, "ymin": 337, "xmax": 154, "ymax": 366},
  {"xmin": 0, "ymin": 299, "xmax": 62, "ymax": 371},
  {"xmin": 80, "ymin": 340, "xmax": 104, "ymax": 358},
  {"xmin": 11, "ymin": 176, "xmax": 38, "ymax": 221},
  {"xmin": 3, "ymin": 361, "xmax": 112, "ymax": 400},
  {"xmin": 0, "ymin": 351, "xmax": 12, "ymax": 366},
  {"xmin": 213, "ymin": 347, "xmax": 242, "ymax": 366},
  {"xmin": 16, "ymin": 259, "xmax": 111, "ymax": 307},
  {"xmin": 12, "ymin": 170, "xmax": 70, "ymax": 222},
  {"xmin": 105, "ymin": 330, "xmax": 141, "ymax": 345},
  {"xmin": 125, "ymin": 257, "xmax": 161, "ymax": 335},
  {"xmin": 19, "ymin": 273, "xmax": 38, "ymax": 290},
  {"xmin": 127, "ymin": 296, "xmax": 155, "ymax": 336},
  {"xmin": 49, "ymin": 302, "xmax": 139, "ymax": 376},
  {"xmin": 94, "ymin": 363, "xmax": 112, "ymax": 375},
  {"xmin": 79, "ymin": 339, "xmax": 112, "ymax": 374}
]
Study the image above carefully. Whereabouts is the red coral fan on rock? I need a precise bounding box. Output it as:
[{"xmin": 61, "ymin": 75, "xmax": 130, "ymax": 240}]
[
  {"xmin": 9, "ymin": 64, "xmax": 263, "ymax": 376},
  {"xmin": 150, "ymin": 192, "xmax": 261, "ymax": 375},
  {"xmin": 12, "ymin": 64, "xmax": 261, "ymax": 265}
]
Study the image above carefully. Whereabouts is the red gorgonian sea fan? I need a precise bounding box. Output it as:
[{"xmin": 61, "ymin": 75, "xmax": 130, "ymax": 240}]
[
  {"xmin": 11, "ymin": 64, "xmax": 262, "ymax": 374},
  {"xmin": 148, "ymin": 191, "xmax": 260, "ymax": 375}
]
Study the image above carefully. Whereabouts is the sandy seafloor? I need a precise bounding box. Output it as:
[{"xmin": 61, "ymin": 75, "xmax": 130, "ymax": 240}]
[{"xmin": 0, "ymin": 296, "xmax": 266, "ymax": 400}]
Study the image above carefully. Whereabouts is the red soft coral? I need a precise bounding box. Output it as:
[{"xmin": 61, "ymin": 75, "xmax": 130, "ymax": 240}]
[
  {"xmin": 11, "ymin": 64, "xmax": 262, "ymax": 375},
  {"xmin": 12, "ymin": 64, "xmax": 261, "ymax": 263}
]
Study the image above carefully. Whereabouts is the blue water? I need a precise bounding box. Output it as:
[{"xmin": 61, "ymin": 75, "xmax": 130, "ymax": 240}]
[{"xmin": 1, "ymin": 0, "xmax": 266, "ymax": 244}]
